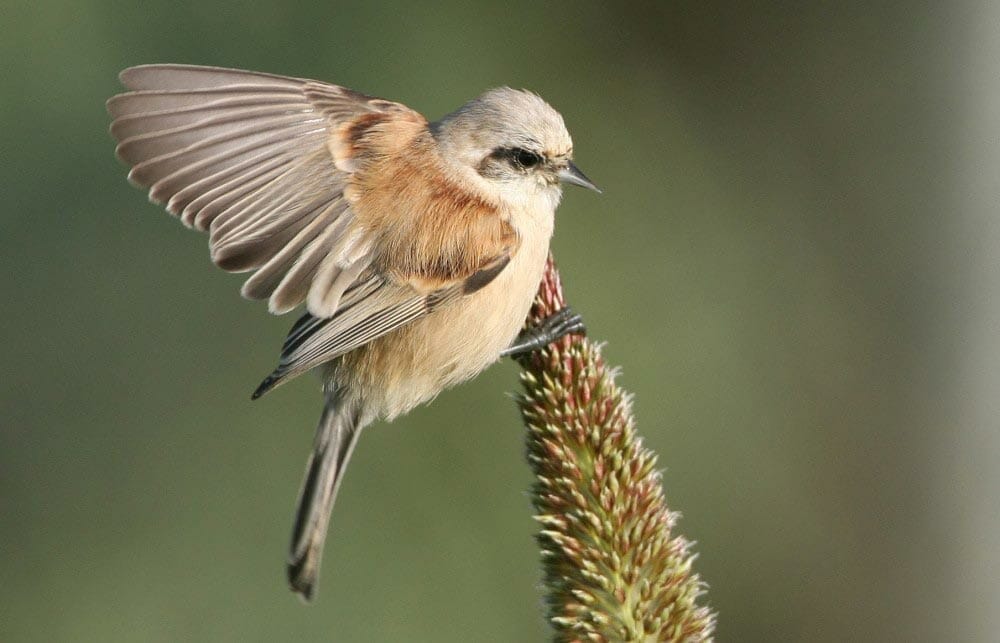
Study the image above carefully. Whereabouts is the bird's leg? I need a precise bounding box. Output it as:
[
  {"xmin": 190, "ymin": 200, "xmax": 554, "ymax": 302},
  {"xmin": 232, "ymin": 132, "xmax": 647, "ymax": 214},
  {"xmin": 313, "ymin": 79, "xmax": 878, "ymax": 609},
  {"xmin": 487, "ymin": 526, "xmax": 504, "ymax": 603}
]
[{"xmin": 502, "ymin": 307, "xmax": 586, "ymax": 357}]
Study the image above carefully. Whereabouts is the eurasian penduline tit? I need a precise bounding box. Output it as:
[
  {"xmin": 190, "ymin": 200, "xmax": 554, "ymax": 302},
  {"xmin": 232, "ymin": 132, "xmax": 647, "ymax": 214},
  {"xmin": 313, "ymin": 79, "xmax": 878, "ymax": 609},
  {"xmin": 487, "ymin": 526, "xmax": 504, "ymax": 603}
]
[{"xmin": 108, "ymin": 64, "xmax": 600, "ymax": 601}]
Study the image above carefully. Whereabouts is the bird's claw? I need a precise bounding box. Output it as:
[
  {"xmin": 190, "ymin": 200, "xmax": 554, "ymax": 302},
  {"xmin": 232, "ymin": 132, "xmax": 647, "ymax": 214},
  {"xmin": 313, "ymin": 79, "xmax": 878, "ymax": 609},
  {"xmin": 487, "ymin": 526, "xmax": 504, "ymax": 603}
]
[
  {"xmin": 502, "ymin": 306, "xmax": 586, "ymax": 357},
  {"xmin": 542, "ymin": 307, "xmax": 586, "ymax": 338}
]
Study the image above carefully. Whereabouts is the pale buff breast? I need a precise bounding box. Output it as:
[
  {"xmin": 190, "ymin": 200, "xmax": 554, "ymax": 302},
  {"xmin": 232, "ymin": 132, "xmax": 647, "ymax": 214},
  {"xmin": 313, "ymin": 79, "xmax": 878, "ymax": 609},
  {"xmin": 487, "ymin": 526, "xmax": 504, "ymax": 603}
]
[{"xmin": 337, "ymin": 205, "xmax": 554, "ymax": 420}]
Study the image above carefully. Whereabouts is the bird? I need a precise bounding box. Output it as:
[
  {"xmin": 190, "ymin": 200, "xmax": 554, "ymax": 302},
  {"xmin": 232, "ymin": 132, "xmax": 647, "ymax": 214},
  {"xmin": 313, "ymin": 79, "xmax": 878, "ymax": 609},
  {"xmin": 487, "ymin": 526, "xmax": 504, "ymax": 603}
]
[{"xmin": 107, "ymin": 64, "xmax": 600, "ymax": 601}]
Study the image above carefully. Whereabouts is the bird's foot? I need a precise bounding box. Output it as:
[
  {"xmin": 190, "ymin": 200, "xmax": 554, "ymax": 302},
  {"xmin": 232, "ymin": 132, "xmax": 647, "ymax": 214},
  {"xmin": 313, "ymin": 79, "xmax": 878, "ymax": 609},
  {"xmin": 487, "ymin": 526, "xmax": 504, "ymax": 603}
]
[{"xmin": 501, "ymin": 307, "xmax": 586, "ymax": 357}]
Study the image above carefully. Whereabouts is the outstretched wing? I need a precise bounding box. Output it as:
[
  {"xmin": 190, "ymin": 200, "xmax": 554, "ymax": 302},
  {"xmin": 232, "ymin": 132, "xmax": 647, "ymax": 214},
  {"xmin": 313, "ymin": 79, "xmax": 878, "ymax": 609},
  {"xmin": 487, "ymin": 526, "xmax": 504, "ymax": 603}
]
[
  {"xmin": 107, "ymin": 64, "xmax": 419, "ymax": 316},
  {"xmin": 110, "ymin": 65, "xmax": 520, "ymax": 396}
]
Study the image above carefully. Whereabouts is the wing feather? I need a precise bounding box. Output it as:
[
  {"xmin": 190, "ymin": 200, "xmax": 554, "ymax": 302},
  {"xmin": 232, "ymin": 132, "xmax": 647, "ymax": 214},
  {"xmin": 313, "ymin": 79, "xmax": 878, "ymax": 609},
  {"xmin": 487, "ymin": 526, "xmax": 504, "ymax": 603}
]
[
  {"xmin": 268, "ymin": 212, "xmax": 358, "ymax": 314},
  {"xmin": 111, "ymin": 65, "xmax": 521, "ymax": 397},
  {"xmin": 119, "ymin": 64, "xmax": 304, "ymax": 90},
  {"xmin": 108, "ymin": 64, "xmax": 411, "ymax": 316},
  {"xmin": 252, "ymin": 251, "xmax": 513, "ymax": 398},
  {"xmin": 173, "ymin": 154, "xmax": 293, "ymax": 225},
  {"xmin": 251, "ymin": 281, "xmax": 464, "ymax": 399},
  {"xmin": 240, "ymin": 207, "xmax": 342, "ymax": 302}
]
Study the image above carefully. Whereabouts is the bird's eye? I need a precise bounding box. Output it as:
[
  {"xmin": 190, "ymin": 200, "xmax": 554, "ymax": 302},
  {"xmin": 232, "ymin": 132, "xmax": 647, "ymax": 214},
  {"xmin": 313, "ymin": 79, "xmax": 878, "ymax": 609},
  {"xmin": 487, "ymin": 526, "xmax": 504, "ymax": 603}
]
[{"xmin": 512, "ymin": 148, "xmax": 542, "ymax": 169}]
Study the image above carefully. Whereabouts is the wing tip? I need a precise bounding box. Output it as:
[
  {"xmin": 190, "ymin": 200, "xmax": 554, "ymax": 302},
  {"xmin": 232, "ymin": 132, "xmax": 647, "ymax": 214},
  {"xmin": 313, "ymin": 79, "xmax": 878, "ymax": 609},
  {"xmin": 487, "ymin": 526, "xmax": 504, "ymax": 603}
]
[
  {"xmin": 118, "ymin": 64, "xmax": 160, "ymax": 89},
  {"xmin": 306, "ymin": 291, "xmax": 338, "ymax": 319},
  {"xmin": 251, "ymin": 369, "xmax": 285, "ymax": 400},
  {"xmin": 267, "ymin": 296, "xmax": 298, "ymax": 315},
  {"xmin": 122, "ymin": 165, "xmax": 151, "ymax": 191},
  {"xmin": 117, "ymin": 66, "xmax": 136, "ymax": 85},
  {"xmin": 105, "ymin": 94, "xmax": 123, "ymax": 118}
]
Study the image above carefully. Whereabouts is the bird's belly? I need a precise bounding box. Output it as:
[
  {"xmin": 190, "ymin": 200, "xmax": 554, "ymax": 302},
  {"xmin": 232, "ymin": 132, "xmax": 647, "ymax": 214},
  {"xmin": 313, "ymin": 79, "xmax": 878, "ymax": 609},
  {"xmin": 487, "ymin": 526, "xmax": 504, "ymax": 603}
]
[{"xmin": 342, "ymin": 231, "xmax": 550, "ymax": 420}]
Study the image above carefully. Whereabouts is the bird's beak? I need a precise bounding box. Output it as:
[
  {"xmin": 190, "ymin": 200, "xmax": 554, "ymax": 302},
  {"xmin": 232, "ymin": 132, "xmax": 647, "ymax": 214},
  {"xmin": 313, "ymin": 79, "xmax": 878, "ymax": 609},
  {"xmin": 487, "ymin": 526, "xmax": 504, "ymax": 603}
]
[{"xmin": 558, "ymin": 161, "xmax": 602, "ymax": 193}]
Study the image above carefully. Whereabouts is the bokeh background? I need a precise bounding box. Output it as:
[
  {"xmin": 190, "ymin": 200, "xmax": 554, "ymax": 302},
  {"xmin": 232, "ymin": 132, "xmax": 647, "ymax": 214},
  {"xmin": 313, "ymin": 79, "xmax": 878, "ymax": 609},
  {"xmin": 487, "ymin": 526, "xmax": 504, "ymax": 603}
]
[{"xmin": 3, "ymin": 1, "xmax": 997, "ymax": 641}]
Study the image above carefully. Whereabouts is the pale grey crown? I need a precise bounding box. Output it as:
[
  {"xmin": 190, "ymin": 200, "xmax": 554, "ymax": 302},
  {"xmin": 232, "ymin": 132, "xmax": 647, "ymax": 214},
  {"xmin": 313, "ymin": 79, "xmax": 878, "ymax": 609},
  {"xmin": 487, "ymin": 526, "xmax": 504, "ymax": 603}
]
[{"xmin": 431, "ymin": 87, "xmax": 574, "ymax": 184}]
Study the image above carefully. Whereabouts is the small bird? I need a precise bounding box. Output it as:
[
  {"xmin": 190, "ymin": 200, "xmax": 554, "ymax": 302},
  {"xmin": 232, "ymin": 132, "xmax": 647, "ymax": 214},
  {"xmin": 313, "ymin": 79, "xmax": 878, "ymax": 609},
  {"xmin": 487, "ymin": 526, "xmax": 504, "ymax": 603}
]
[{"xmin": 107, "ymin": 64, "xmax": 599, "ymax": 601}]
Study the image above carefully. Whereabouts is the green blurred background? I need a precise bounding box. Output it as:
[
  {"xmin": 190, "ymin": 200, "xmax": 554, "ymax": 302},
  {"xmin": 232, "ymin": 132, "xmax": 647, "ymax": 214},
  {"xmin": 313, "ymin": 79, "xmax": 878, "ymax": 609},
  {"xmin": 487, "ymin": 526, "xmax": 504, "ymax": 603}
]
[{"xmin": 4, "ymin": 1, "xmax": 997, "ymax": 640}]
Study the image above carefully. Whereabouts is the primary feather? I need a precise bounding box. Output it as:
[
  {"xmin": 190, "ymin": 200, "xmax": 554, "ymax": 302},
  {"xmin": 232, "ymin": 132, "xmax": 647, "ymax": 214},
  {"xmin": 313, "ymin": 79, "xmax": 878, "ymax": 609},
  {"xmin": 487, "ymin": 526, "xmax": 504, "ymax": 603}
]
[{"xmin": 109, "ymin": 64, "xmax": 388, "ymax": 317}]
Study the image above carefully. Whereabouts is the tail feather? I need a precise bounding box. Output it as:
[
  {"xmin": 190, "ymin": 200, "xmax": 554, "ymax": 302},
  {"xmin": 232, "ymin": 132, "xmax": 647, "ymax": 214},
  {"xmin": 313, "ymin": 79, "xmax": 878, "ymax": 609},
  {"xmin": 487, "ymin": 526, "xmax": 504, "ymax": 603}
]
[{"xmin": 287, "ymin": 391, "xmax": 365, "ymax": 601}]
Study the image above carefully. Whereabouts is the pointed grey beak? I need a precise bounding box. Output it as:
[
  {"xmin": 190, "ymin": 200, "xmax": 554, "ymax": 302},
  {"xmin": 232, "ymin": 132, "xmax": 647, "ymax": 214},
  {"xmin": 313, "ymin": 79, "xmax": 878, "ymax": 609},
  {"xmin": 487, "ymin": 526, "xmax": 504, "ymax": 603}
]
[{"xmin": 558, "ymin": 161, "xmax": 602, "ymax": 193}]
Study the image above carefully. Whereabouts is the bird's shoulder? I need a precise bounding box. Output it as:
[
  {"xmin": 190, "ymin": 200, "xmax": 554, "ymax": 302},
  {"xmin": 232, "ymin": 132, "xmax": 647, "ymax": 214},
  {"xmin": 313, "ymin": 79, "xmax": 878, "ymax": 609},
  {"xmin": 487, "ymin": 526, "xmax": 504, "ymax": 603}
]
[{"xmin": 337, "ymin": 110, "xmax": 518, "ymax": 292}]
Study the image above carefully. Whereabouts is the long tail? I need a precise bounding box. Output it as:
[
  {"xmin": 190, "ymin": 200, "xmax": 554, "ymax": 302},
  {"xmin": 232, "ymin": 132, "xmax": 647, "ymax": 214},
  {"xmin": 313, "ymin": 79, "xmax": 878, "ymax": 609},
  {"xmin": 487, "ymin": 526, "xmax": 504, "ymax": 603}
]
[{"xmin": 287, "ymin": 390, "xmax": 365, "ymax": 602}]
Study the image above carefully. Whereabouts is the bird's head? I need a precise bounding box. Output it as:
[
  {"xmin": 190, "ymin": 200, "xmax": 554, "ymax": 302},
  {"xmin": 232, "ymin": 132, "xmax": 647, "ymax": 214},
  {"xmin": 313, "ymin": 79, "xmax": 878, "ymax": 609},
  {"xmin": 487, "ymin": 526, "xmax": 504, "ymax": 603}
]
[{"xmin": 432, "ymin": 88, "xmax": 600, "ymax": 207}]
